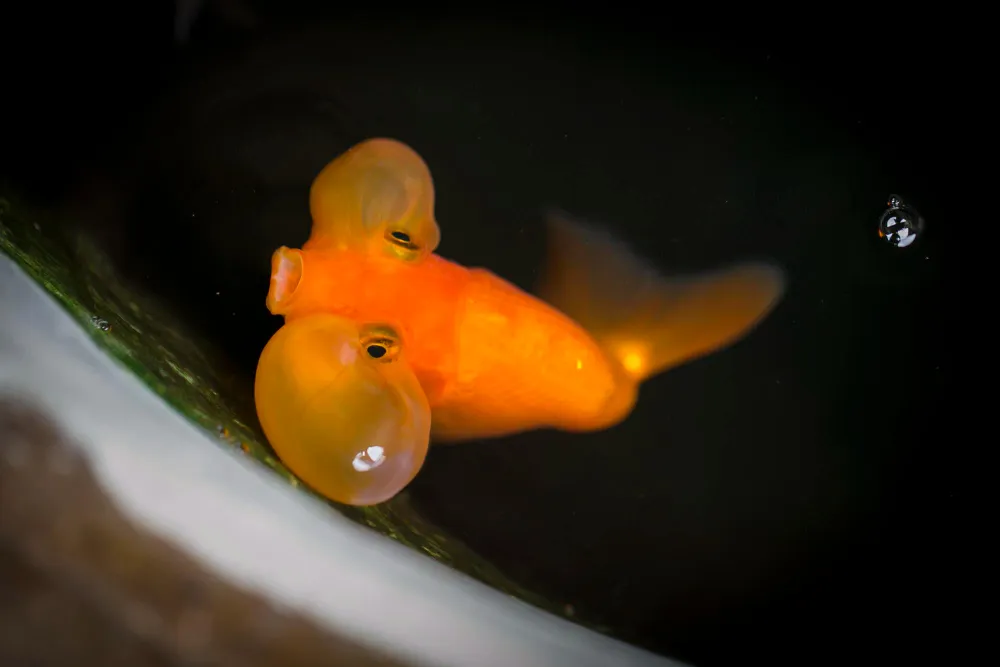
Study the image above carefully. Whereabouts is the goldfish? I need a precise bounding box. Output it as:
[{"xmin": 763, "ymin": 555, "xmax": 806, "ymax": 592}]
[{"xmin": 254, "ymin": 138, "xmax": 785, "ymax": 506}]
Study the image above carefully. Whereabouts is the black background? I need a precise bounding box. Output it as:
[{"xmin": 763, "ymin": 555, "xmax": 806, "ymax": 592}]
[{"xmin": 1, "ymin": 3, "xmax": 958, "ymax": 666}]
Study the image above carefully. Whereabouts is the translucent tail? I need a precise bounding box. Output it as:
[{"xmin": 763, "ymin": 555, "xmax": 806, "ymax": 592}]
[{"xmin": 537, "ymin": 210, "xmax": 786, "ymax": 383}]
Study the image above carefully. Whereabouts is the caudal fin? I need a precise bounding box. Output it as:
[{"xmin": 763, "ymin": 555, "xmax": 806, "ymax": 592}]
[{"xmin": 536, "ymin": 210, "xmax": 786, "ymax": 382}]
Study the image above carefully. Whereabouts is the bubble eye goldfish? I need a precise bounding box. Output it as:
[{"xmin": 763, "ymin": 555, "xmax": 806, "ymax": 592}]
[{"xmin": 254, "ymin": 138, "xmax": 785, "ymax": 506}]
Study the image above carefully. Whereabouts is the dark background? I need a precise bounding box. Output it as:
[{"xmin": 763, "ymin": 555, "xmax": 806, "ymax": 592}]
[{"xmin": 1, "ymin": 3, "xmax": 957, "ymax": 666}]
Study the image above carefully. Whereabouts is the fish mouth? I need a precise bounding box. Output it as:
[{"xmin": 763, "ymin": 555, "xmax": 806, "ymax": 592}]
[{"xmin": 266, "ymin": 246, "xmax": 303, "ymax": 315}]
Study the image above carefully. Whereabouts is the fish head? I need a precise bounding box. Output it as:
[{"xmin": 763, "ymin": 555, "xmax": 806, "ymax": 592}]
[{"xmin": 306, "ymin": 138, "xmax": 441, "ymax": 263}]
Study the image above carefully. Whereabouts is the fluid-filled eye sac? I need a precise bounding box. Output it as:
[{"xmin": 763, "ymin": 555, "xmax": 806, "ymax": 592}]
[
  {"xmin": 306, "ymin": 138, "xmax": 441, "ymax": 261},
  {"xmin": 254, "ymin": 314, "xmax": 431, "ymax": 506}
]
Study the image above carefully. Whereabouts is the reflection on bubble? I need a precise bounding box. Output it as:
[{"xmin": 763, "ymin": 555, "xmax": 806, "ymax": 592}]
[
  {"xmin": 352, "ymin": 445, "xmax": 386, "ymax": 472},
  {"xmin": 879, "ymin": 195, "xmax": 924, "ymax": 248}
]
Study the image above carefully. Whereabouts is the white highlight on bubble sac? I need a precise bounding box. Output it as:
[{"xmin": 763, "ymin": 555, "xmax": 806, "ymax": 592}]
[{"xmin": 352, "ymin": 445, "xmax": 386, "ymax": 472}]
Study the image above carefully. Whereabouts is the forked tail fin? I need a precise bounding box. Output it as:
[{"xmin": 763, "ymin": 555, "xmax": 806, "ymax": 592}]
[{"xmin": 536, "ymin": 210, "xmax": 786, "ymax": 383}]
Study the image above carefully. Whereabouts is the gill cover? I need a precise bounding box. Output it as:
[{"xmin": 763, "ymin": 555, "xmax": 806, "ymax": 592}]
[
  {"xmin": 305, "ymin": 138, "xmax": 441, "ymax": 262},
  {"xmin": 254, "ymin": 314, "xmax": 431, "ymax": 506}
]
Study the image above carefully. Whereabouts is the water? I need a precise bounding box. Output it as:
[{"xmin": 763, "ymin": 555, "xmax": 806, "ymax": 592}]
[{"xmin": 1, "ymin": 10, "xmax": 954, "ymax": 667}]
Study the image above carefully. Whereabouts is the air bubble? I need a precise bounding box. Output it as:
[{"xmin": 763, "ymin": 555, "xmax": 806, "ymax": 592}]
[{"xmin": 878, "ymin": 195, "xmax": 924, "ymax": 248}]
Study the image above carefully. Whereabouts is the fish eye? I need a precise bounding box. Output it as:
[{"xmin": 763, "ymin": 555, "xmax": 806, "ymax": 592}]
[
  {"xmin": 360, "ymin": 325, "xmax": 400, "ymax": 362},
  {"xmin": 385, "ymin": 229, "xmax": 420, "ymax": 252}
]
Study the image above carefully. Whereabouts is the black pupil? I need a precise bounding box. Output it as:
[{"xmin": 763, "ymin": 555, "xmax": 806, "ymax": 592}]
[
  {"xmin": 366, "ymin": 344, "xmax": 387, "ymax": 359},
  {"xmin": 391, "ymin": 231, "xmax": 411, "ymax": 243}
]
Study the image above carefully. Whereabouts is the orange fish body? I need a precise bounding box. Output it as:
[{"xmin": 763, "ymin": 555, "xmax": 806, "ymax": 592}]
[
  {"xmin": 255, "ymin": 138, "xmax": 785, "ymax": 506},
  {"xmin": 268, "ymin": 245, "xmax": 627, "ymax": 441}
]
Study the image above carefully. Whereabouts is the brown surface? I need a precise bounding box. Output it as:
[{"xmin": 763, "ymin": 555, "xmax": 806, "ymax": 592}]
[{"xmin": 0, "ymin": 396, "xmax": 410, "ymax": 667}]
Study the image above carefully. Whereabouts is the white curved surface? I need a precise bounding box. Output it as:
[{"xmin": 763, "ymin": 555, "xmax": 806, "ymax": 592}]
[{"xmin": 0, "ymin": 254, "xmax": 686, "ymax": 667}]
